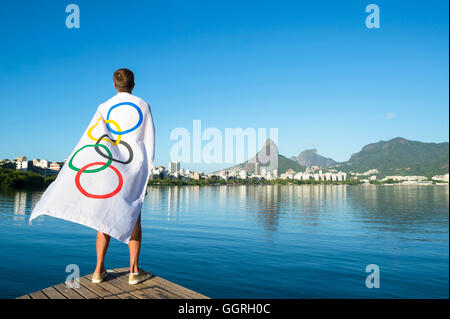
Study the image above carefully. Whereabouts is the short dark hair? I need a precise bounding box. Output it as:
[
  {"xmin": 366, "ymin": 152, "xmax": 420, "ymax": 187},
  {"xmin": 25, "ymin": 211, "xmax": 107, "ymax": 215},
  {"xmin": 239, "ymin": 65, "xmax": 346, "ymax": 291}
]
[{"xmin": 113, "ymin": 68, "xmax": 134, "ymax": 92}]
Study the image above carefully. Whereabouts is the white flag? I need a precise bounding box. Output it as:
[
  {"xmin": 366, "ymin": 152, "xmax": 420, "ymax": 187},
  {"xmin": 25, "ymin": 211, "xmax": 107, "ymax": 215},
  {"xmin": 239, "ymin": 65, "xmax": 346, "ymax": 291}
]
[{"xmin": 29, "ymin": 92, "xmax": 155, "ymax": 243}]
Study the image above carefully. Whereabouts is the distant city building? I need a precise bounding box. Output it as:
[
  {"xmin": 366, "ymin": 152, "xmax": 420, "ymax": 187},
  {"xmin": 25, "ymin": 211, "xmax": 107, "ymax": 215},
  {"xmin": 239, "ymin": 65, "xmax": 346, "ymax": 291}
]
[
  {"xmin": 247, "ymin": 162, "xmax": 259, "ymax": 174},
  {"xmin": 254, "ymin": 162, "xmax": 260, "ymax": 175},
  {"xmin": 432, "ymin": 174, "xmax": 449, "ymax": 183},
  {"xmin": 291, "ymin": 170, "xmax": 347, "ymax": 182},
  {"xmin": 33, "ymin": 159, "xmax": 49, "ymax": 169},
  {"xmin": 14, "ymin": 156, "xmax": 27, "ymax": 162},
  {"xmin": 0, "ymin": 159, "xmax": 14, "ymax": 169},
  {"xmin": 273, "ymin": 169, "xmax": 278, "ymax": 178},
  {"xmin": 381, "ymin": 175, "xmax": 427, "ymax": 182},
  {"xmin": 239, "ymin": 170, "xmax": 247, "ymax": 179},
  {"xmin": 168, "ymin": 161, "xmax": 180, "ymax": 174},
  {"xmin": 286, "ymin": 168, "xmax": 295, "ymax": 176},
  {"xmin": 49, "ymin": 162, "xmax": 61, "ymax": 171},
  {"xmin": 16, "ymin": 160, "xmax": 29, "ymax": 171},
  {"xmin": 354, "ymin": 169, "xmax": 379, "ymax": 176},
  {"xmin": 9, "ymin": 156, "xmax": 58, "ymax": 175}
]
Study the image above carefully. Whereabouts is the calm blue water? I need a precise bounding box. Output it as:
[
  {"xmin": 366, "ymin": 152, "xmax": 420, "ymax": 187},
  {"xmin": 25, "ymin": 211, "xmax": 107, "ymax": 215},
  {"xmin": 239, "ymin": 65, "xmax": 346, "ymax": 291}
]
[{"xmin": 0, "ymin": 185, "xmax": 448, "ymax": 299}]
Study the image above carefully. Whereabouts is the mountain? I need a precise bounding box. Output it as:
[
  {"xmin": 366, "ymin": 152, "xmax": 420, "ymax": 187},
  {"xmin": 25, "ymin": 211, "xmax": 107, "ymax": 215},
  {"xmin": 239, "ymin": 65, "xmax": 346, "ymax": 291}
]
[
  {"xmin": 290, "ymin": 149, "xmax": 337, "ymax": 168},
  {"xmin": 331, "ymin": 137, "xmax": 449, "ymax": 177},
  {"xmin": 220, "ymin": 139, "xmax": 305, "ymax": 174}
]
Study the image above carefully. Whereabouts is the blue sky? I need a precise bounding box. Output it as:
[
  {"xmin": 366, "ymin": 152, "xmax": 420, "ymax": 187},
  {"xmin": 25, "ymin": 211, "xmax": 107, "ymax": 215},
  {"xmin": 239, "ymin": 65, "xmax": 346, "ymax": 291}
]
[{"xmin": 0, "ymin": 0, "xmax": 448, "ymax": 172}]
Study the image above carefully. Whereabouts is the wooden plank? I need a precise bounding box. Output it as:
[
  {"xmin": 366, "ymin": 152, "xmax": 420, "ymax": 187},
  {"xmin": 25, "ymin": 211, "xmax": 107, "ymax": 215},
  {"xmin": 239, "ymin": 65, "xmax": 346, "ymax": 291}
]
[
  {"xmin": 71, "ymin": 284, "xmax": 101, "ymax": 299},
  {"xmin": 103, "ymin": 275, "xmax": 137, "ymax": 293},
  {"xmin": 114, "ymin": 267, "xmax": 129, "ymax": 273},
  {"xmin": 103, "ymin": 294, "xmax": 120, "ymax": 299},
  {"xmin": 42, "ymin": 286, "xmax": 66, "ymax": 299},
  {"xmin": 85, "ymin": 272, "xmax": 137, "ymax": 299},
  {"xmin": 103, "ymin": 272, "xmax": 140, "ymax": 293},
  {"xmin": 115, "ymin": 292, "xmax": 138, "ymax": 299},
  {"xmin": 105, "ymin": 270, "xmax": 169, "ymax": 299},
  {"xmin": 110, "ymin": 269, "xmax": 182, "ymax": 299},
  {"xmin": 111, "ymin": 268, "xmax": 207, "ymax": 299},
  {"xmin": 110, "ymin": 269, "xmax": 157, "ymax": 299},
  {"xmin": 147, "ymin": 286, "xmax": 183, "ymax": 299},
  {"xmin": 148, "ymin": 277, "xmax": 195, "ymax": 299},
  {"xmin": 53, "ymin": 283, "xmax": 85, "ymax": 299},
  {"xmin": 154, "ymin": 286, "xmax": 186, "ymax": 299},
  {"xmin": 79, "ymin": 276, "xmax": 118, "ymax": 299},
  {"xmin": 95, "ymin": 281, "xmax": 126, "ymax": 296},
  {"xmin": 151, "ymin": 276, "xmax": 209, "ymax": 299},
  {"xmin": 85, "ymin": 273, "xmax": 127, "ymax": 296},
  {"xmin": 29, "ymin": 290, "xmax": 49, "ymax": 299},
  {"xmin": 139, "ymin": 277, "xmax": 187, "ymax": 299},
  {"xmin": 111, "ymin": 269, "xmax": 149, "ymax": 290},
  {"xmin": 20, "ymin": 267, "xmax": 208, "ymax": 300},
  {"xmin": 125, "ymin": 287, "xmax": 165, "ymax": 299}
]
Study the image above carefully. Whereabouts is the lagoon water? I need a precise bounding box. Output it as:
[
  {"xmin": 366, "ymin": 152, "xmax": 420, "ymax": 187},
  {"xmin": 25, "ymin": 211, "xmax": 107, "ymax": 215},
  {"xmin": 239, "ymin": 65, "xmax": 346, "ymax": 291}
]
[{"xmin": 0, "ymin": 185, "xmax": 448, "ymax": 298}]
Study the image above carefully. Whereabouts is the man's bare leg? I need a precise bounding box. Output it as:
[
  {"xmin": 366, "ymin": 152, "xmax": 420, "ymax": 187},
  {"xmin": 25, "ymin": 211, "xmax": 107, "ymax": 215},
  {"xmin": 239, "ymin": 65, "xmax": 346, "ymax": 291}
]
[
  {"xmin": 94, "ymin": 231, "xmax": 111, "ymax": 274},
  {"xmin": 129, "ymin": 214, "xmax": 142, "ymax": 273}
]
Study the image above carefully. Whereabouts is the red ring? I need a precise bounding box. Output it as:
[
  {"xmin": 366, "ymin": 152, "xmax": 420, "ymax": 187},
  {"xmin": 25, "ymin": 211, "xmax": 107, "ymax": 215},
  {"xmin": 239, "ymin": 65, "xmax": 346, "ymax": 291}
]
[{"xmin": 75, "ymin": 162, "xmax": 123, "ymax": 199}]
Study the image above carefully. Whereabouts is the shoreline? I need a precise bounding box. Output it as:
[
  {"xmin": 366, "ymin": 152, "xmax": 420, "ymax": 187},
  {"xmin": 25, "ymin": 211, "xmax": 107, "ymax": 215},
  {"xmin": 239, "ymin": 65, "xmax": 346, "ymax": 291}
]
[
  {"xmin": 146, "ymin": 183, "xmax": 449, "ymax": 187},
  {"xmin": 1, "ymin": 167, "xmax": 448, "ymax": 191}
]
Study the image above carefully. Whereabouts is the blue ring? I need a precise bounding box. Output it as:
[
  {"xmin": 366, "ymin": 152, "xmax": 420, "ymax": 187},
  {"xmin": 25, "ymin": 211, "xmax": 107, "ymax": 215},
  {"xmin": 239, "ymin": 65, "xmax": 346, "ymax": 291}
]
[{"xmin": 106, "ymin": 102, "xmax": 143, "ymax": 135}]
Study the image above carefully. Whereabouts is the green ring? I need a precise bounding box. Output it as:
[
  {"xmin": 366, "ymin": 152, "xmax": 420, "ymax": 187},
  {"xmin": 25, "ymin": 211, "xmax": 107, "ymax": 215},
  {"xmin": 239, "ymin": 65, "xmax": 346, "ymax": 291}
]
[{"xmin": 68, "ymin": 144, "xmax": 113, "ymax": 173}]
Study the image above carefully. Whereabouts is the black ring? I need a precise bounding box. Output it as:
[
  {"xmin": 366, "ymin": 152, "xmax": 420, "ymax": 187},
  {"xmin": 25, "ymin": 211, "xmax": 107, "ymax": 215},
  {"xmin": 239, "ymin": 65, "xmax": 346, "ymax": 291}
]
[{"xmin": 94, "ymin": 134, "xmax": 134, "ymax": 165}]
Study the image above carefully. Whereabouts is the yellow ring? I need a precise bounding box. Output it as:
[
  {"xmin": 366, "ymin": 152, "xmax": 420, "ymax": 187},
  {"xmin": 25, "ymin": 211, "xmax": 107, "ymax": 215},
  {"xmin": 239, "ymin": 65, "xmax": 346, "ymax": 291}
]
[{"xmin": 87, "ymin": 117, "xmax": 122, "ymax": 145}]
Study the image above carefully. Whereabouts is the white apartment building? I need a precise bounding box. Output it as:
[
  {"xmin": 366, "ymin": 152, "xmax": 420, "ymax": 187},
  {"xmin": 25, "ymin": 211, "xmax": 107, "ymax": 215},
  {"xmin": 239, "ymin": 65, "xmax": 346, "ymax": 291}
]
[
  {"xmin": 168, "ymin": 161, "xmax": 180, "ymax": 174},
  {"xmin": 432, "ymin": 174, "xmax": 449, "ymax": 183},
  {"xmin": 33, "ymin": 159, "xmax": 49, "ymax": 169},
  {"xmin": 381, "ymin": 175, "xmax": 427, "ymax": 182},
  {"xmin": 239, "ymin": 170, "xmax": 247, "ymax": 179},
  {"xmin": 292, "ymin": 171, "xmax": 347, "ymax": 181},
  {"xmin": 49, "ymin": 162, "xmax": 61, "ymax": 171},
  {"xmin": 16, "ymin": 160, "xmax": 29, "ymax": 171},
  {"xmin": 254, "ymin": 162, "xmax": 260, "ymax": 175}
]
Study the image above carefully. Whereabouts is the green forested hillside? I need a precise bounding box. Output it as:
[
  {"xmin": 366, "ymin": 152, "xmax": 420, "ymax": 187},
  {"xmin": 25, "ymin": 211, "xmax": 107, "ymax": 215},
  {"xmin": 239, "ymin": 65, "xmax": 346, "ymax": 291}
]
[
  {"xmin": 331, "ymin": 137, "xmax": 449, "ymax": 177},
  {"xmin": 277, "ymin": 155, "xmax": 306, "ymax": 173}
]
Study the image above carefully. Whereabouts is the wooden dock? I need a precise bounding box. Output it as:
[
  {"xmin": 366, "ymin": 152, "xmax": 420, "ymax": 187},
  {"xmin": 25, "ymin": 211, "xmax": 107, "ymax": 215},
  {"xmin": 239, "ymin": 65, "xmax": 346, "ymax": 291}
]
[{"xmin": 17, "ymin": 267, "xmax": 209, "ymax": 299}]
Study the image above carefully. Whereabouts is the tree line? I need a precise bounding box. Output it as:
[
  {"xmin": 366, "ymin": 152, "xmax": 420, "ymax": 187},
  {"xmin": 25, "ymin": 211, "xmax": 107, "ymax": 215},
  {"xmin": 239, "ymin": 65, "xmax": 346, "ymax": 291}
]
[{"xmin": 0, "ymin": 168, "xmax": 56, "ymax": 190}]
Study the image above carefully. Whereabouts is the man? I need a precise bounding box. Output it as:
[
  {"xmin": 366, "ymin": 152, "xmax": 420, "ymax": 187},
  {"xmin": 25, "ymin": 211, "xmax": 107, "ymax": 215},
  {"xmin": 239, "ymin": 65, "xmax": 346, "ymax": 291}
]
[
  {"xmin": 90, "ymin": 68, "xmax": 152, "ymax": 285},
  {"xmin": 30, "ymin": 67, "xmax": 155, "ymax": 285}
]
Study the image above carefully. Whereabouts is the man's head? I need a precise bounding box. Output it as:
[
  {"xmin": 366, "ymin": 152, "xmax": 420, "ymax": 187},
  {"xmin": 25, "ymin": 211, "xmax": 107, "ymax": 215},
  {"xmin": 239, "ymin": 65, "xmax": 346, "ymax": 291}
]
[{"xmin": 113, "ymin": 68, "xmax": 135, "ymax": 93}]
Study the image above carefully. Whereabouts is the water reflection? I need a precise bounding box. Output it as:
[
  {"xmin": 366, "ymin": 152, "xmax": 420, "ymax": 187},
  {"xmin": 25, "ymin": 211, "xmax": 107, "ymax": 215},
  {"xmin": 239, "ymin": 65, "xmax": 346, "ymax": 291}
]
[
  {"xmin": 346, "ymin": 185, "xmax": 449, "ymax": 233},
  {"xmin": 0, "ymin": 185, "xmax": 448, "ymax": 298},
  {"xmin": 142, "ymin": 185, "xmax": 448, "ymax": 236},
  {"xmin": 244, "ymin": 185, "xmax": 280, "ymax": 232},
  {"xmin": 3, "ymin": 185, "xmax": 447, "ymax": 235},
  {"xmin": 14, "ymin": 192, "xmax": 27, "ymax": 218},
  {"xmin": 144, "ymin": 185, "xmax": 352, "ymax": 233}
]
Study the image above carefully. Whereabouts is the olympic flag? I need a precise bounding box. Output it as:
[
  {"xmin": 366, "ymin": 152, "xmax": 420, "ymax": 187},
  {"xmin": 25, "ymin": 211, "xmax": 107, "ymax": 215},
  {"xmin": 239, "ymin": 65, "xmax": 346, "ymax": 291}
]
[{"xmin": 29, "ymin": 92, "xmax": 155, "ymax": 243}]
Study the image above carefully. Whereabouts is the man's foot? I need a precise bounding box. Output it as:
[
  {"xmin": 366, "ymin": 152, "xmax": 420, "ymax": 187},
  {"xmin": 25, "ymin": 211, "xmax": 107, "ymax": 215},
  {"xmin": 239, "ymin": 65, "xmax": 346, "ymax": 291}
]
[
  {"xmin": 92, "ymin": 271, "xmax": 108, "ymax": 284},
  {"xmin": 129, "ymin": 269, "xmax": 152, "ymax": 285}
]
